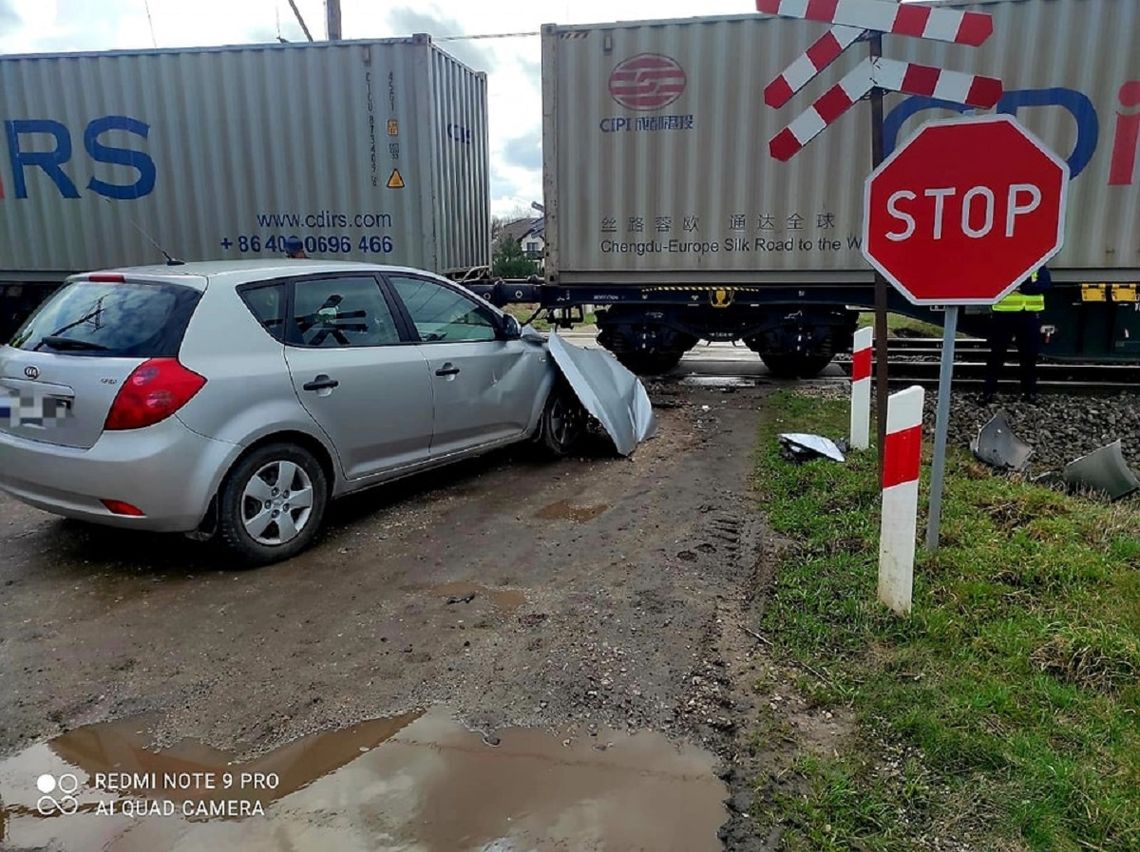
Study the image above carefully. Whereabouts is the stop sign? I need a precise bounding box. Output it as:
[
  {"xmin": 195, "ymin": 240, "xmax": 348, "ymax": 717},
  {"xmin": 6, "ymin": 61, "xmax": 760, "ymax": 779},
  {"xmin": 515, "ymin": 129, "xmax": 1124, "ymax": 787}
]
[{"xmin": 862, "ymin": 115, "xmax": 1069, "ymax": 305}]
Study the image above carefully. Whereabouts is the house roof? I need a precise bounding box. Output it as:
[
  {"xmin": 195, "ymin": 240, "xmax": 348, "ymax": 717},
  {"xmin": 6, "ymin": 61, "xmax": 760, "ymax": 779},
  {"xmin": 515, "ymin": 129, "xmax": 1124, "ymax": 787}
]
[{"xmin": 500, "ymin": 216, "xmax": 542, "ymax": 243}]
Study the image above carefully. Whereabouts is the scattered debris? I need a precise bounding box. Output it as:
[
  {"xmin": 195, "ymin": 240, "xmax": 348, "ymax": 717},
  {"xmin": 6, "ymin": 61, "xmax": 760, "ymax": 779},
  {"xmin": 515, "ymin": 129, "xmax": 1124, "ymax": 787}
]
[
  {"xmin": 1062, "ymin": 440, "xmax": 1140, "ymax": 501},
  {"xmin": 971, "ymin": 411, "xmax": 1034, "ymax": 471},
  {"xmin": 446, "ymin": 592, "xmax": 477, "ymax": 605},
  {"xmin": 778, "ymin": 433, "xmax": 846, "ymax": 463}
]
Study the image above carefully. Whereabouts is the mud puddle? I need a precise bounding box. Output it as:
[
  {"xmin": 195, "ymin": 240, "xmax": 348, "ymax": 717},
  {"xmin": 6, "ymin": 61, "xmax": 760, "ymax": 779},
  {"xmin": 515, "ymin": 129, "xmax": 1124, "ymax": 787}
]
[
  {"xmin": 424, "ymin": 580, "xmax": 527, "ymax": 611},
  {"xmin": 0, "ymin": 707, "xmax": 726, "ymax": 851},
  {"xmin": 534, "ymin": 499, "xmax": 610, "ymax": 522}
]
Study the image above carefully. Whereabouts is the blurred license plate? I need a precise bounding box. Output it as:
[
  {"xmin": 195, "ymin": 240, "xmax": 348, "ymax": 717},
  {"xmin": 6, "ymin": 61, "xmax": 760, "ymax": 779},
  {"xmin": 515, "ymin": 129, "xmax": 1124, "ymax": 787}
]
[{"xmin": 0, "ymin": 389, "xmax": 72, "ymax": 427}]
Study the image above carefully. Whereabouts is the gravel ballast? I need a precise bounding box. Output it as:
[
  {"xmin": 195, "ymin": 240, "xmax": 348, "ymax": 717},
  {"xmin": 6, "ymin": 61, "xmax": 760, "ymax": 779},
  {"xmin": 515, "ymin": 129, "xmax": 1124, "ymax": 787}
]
[{"xmin": 926, "ymin": 391, "xmax": 1140, "ymax": 475}]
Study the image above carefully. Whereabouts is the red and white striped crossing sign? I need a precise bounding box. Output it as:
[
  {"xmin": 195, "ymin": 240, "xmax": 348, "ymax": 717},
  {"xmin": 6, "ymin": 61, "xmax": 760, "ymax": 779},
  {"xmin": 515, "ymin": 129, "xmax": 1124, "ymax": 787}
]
[
  {"xmin": 756, "ymin": 0, "xmax": 992, "ymax": 46},
  {"xmin": 770, "ymin": 57, "xmax": 1001, "ymax": 161},
  {"xmin": 758, "ymin": 0, "xmax": 1000, "ymax": 161},
  {"xmin": 765, "ymin": 24, "xmax": 864, "ymax": 108}
]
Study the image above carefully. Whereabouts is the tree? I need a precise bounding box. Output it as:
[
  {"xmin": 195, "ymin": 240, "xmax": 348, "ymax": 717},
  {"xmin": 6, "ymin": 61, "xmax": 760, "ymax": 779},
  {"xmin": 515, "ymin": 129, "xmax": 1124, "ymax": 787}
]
[
  {"xmin": 491, "ymin": 205, "xmax": 534, "ymax": 241},
  {"xmin": 492, "ymin": 234, "xmax": 539, "ymax": 278}
]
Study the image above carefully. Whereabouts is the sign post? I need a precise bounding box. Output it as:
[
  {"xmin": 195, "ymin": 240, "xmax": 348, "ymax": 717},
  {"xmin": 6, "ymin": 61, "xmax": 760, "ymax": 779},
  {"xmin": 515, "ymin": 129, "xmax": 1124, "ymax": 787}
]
[
  {"xmin": 925, "ymin": 305, "xmax": 958, "ymax": 550},
  {"xmin": 861, "ymin": 114, "xmax": 1070, "ymax": 551}
]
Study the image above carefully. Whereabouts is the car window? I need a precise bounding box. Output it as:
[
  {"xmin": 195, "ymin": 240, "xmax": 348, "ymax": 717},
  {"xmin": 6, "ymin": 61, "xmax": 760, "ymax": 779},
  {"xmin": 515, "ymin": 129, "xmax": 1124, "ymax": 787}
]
[
  {"xmin": 239, "ymin": 283, "xmax": 286, "ymax": 341},
  {"xmin": 10, "ymin": 280, "xmax": 201, "ymax": 358},
  {"xmin": 289, "ymin": 276, "xmax": 400, "ymax": 348},
  {"xmin": 389, "ymin": 275, "xmax": 498, "ymax": 343}
]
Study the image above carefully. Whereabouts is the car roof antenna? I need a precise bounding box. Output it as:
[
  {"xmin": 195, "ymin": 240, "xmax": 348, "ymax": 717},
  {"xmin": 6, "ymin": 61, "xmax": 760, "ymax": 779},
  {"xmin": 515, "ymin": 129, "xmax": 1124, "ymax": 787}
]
[{"xmin": 101, "ymin": 197, "xmax": 185, "ymax": 266}]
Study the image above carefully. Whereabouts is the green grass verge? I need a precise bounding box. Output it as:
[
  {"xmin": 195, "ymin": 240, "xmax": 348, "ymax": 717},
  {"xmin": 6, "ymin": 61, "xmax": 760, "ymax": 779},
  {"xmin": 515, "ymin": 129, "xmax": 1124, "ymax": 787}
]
[
  {"xmin": 754, "ymin": 390, "xmax": 1140, "ymax": 850},
  {"xmin": 857, "ymin": 311, "xmax": 944, "ymax": 338}
]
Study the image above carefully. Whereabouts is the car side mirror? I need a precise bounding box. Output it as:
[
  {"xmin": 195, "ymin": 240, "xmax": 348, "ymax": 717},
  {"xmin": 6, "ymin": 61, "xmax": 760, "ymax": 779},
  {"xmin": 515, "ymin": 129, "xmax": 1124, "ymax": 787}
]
[{"xmin": 501, "ymin": 314, "xmax": 522, "ymax": 340}]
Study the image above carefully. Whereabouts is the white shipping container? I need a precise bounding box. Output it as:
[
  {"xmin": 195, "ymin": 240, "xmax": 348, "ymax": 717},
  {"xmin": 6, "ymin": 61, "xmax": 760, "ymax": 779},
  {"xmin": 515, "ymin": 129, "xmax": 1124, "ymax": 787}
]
[
  {"xmin": 0, "ymin": 35, "xmax": 489, "ymax": 277},
  {"xmin": 542, "ymin": 0, "xmax": 1139, "ymax": 285}
]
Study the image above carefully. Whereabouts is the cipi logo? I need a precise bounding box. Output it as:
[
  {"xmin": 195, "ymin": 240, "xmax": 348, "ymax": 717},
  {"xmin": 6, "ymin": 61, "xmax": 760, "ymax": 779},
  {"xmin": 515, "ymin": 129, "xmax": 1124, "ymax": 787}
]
[
  {"xmin": 608, "ymin": 54, "xmax": 687, "ymax": 111},
  {"xmin": 36, "ymin": 773, "xmax": 80, "ymax": 815}
]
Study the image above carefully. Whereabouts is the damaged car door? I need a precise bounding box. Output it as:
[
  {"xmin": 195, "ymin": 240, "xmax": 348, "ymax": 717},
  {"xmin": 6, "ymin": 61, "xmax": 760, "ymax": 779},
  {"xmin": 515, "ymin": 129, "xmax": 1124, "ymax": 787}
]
[
  {"xmin": 283, "ymin": 274, "xmax": 435, "ymax": 480},
  {"xmin": 385, "ymin": 274, "xmax": 547, "ymax": 458}
]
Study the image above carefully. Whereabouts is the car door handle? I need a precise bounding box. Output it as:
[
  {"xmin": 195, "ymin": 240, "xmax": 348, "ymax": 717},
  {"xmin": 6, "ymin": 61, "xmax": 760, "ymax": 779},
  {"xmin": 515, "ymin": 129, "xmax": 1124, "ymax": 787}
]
[
  {"xmin": 435, "ymin": 364, "xmax": 461, "ymax": 377},
  {"xmin": 302, "ymin": 375, "xmax": 340, "ymax": 391}
]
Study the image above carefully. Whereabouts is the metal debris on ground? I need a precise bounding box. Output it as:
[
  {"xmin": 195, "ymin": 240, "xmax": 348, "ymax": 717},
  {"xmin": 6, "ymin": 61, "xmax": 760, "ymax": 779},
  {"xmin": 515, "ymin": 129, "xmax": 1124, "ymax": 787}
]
[
  {"xmin": 778, "ymin": 433, "xmax": 846, "ymax": 464},
  {"xmin": 1062, "ymin": 440, "xmax": 1140, "ymax": 501},
  {"xmin": 971, "ymin": 411, "xmax": 1034, "ymax": 471}
]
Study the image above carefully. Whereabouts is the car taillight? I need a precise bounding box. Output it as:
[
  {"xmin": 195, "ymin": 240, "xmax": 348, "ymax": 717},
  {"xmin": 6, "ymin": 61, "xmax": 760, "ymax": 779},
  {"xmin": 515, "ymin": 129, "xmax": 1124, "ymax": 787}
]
[
  {"xmin": 104, "ymin": 358, "xmax": 206, "ymax": 431},
  {"xmin": 100, "ymin": 499, "xmax": 145, "ymax": 516}
]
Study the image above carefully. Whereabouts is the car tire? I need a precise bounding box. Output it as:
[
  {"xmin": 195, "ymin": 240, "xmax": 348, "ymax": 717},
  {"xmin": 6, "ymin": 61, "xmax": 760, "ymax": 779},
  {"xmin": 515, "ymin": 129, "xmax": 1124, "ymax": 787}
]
[
  {"xmin": 539, "ymin": 382, "xmax": 586, "ymax": 457},
  {"xmin": 217, "ymin": 443, "xmax": 328, "ymax": 566}
]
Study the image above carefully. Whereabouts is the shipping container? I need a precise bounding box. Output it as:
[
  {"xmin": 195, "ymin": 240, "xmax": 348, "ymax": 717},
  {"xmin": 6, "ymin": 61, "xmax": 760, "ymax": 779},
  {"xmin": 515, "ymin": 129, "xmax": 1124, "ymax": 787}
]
[
  {"xmin": 0, "ymin": 35, "xmax": 490, "ymax": 279},
  {"xmin": 541, "ymin": 0, "xmax": 1139, "ymax": 286}
]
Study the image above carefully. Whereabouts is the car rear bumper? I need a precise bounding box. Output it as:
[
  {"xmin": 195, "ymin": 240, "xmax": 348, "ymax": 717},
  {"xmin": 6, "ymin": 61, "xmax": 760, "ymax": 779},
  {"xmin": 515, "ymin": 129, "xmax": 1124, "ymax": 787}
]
[{"xmin": 0, "ymin": 416, "xmax": 237, "ymax": 532}]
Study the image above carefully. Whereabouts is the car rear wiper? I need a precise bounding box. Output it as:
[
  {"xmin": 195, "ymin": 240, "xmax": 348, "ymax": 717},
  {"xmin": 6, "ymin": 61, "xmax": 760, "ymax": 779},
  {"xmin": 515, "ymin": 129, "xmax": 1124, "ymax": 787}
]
[{"xmin": 39, "ymin": 335, "xmax": 108, "ymax": 351}]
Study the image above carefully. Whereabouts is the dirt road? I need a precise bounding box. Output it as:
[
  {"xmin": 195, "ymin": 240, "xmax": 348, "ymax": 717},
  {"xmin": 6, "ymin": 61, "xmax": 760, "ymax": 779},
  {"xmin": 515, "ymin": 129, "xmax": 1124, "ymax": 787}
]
[{"xmin": 0, "ymin": 382, "xmax": 775, "ymax": 850}]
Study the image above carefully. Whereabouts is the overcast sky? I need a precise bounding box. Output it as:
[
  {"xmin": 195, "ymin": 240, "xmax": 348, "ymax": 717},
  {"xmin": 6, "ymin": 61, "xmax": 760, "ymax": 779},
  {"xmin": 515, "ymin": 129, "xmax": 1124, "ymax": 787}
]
[{"xmin": 0, "ymin": 0, "xmax": 753, "ymax": 218}]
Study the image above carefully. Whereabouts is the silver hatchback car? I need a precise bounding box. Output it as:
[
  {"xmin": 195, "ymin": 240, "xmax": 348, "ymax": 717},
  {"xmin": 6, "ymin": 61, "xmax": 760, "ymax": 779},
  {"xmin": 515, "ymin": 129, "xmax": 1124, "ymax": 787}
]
[{"xmin": 0, "ymin": 261, "xmax": 584, "ymax": 564}]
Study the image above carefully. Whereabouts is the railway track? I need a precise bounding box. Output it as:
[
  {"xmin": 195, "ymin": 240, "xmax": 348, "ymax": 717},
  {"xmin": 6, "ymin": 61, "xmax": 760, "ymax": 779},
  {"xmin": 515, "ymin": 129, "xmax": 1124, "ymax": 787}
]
[{"xmin": 833, "ymin": 337, "xmax": 1140, "ymax": 394}]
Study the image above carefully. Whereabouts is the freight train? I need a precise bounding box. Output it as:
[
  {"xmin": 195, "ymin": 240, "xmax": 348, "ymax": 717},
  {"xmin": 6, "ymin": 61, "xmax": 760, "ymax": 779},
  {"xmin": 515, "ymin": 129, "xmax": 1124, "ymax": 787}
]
[{"xmin": 1, "ymin": 0, "xmax": 1137, "ymax": 377}]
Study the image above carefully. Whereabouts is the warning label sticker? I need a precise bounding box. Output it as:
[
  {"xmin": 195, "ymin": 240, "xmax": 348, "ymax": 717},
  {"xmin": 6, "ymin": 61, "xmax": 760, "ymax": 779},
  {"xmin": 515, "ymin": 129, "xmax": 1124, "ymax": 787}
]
[{"xmin": 386, "ymin": 169, "xmax": 405, "ymax": 189}]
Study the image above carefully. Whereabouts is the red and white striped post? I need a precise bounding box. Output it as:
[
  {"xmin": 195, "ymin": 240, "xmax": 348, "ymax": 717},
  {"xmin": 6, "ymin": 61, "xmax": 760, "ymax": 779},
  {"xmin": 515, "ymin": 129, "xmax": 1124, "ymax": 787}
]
[
  {"xmin": 850, "ymin": 326, "xmax": 873, "ymax": 449},
  {"xmin": 878, "ymin": 385, "xmax": 924, "ymax": 615}
]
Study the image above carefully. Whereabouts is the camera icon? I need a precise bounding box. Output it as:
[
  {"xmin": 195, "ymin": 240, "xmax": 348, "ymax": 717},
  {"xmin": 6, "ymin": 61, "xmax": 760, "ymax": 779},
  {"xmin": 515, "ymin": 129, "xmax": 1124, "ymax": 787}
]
[{"xmin": 36, "ymin": 773, "xmax": 80, "ymax": 815}]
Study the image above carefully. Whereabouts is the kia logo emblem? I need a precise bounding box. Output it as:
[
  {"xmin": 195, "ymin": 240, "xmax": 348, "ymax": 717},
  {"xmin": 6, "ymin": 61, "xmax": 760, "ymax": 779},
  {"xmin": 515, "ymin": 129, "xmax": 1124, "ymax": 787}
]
[
  {"xmin": 608, "ymin": 53, "xmax": 686, "ymax": 111},
  {"xmin": 24, "ymin": 366, "xmax": 40, "ymax": 380}
]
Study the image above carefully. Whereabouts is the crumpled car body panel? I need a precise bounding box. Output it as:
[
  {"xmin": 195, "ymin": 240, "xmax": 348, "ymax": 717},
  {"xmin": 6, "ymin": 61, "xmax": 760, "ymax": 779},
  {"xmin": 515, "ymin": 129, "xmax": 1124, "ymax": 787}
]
[
  {"xmin": 545, "ymin": 332, "xmax": 657, "ymax": 456},
  {"xmin": 1063, "ymin": 440, "xmax": 1140, "ymax": 501},
  {"xmin": 971, "ymin": 411, "xmax": 1034, "ymax": 472}
]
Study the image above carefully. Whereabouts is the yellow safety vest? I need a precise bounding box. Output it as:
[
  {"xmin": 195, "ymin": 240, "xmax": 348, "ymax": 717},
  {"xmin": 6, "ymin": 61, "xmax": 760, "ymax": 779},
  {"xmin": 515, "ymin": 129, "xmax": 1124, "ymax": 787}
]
[{"xmin": 993, "ymin": 272, "xmax": 1046, "ymax": 312}]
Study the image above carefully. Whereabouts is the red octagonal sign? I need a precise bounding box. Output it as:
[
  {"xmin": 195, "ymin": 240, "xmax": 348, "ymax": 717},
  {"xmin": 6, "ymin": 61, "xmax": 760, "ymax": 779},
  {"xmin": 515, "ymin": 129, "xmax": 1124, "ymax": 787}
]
[{"xmin": 862, "ymin": 115, "xmax": 1069, "ymax": 306}]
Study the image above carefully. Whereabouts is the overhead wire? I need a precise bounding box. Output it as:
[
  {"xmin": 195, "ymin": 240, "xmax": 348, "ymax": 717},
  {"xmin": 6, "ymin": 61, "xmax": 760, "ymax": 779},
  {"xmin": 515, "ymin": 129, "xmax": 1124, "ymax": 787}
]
[{"xmin": 142, "ymin": 0, "xmax": 158, "ymax": 47}]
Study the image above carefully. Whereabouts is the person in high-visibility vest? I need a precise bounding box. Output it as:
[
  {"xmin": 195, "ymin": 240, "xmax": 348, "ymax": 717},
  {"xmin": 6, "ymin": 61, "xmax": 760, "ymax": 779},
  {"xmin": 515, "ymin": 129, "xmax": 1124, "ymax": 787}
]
[{"xmin": 982, "ymin": 265, "xmax": 1051, "ymax": 404}]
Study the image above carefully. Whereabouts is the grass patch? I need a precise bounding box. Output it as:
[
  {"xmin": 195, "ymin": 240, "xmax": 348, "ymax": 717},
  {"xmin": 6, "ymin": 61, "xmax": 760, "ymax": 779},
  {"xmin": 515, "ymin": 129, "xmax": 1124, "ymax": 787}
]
[
  {"xmin": 753, "ymin": 390, "xmax": 1140, "ymax": 849},
  {"xmin": 857, "ymin": 311, "xmax": 943, "ymax": 338}
]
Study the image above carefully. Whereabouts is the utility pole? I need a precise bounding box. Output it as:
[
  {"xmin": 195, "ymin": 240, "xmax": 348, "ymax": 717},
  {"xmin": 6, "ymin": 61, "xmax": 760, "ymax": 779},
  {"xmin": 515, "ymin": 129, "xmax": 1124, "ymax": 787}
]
[
  {"xmin": 327, "ymin": 0, "xmax": 342, "ymax": 40},
  {"xmin": 286, "ymin": 0, "xmax": 314, "ymax": 42},
  {"xmin": 869, "ymin": 31, "xmax": 889, "ymax": 477}
]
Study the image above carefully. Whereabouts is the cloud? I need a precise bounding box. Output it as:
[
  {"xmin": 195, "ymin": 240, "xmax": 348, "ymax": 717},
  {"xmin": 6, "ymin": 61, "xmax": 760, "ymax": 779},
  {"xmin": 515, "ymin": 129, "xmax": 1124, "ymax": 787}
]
[
  {"xmin": 387, "ymin": 7, "xmax": 494, "ymax": 70},
  {"xmin": 502, "ymin": 131, "xmax": 541, "ymax": 171},
  {"xmin": 0, "ymin": 0, "xmax": 18, "ymax": 31},
  {"xmin": 491, "ymin": 170, "xmax": 520, "ymax": 199}
]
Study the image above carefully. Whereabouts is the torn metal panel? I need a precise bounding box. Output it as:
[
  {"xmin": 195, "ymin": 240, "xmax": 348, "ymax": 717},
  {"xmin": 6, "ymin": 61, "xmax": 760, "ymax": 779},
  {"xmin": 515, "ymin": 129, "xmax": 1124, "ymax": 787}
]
[
  {"xmin": 971, "ymin": 411, "xmax": 1034, "ymax": 472},
  {"xmin": 545, "ymin": 333, "xmax": 657, "ymax": 457},
  {"xmin": 1062, "ymin": 440, "xmax": 1140, "ymax": 501},
  {"xmin": 778, "ymin": 433, "xmax": 846, "ymax": 463}
]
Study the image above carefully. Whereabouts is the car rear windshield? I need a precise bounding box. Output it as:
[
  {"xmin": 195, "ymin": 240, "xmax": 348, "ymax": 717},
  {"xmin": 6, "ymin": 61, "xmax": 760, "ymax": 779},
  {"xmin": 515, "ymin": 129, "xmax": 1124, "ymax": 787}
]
[{"xmin": 9, "ymin": 280, "xmax": 202, "ymax": 358}]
